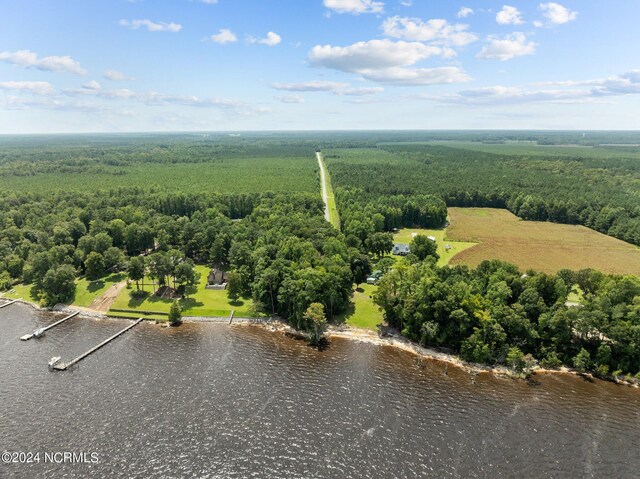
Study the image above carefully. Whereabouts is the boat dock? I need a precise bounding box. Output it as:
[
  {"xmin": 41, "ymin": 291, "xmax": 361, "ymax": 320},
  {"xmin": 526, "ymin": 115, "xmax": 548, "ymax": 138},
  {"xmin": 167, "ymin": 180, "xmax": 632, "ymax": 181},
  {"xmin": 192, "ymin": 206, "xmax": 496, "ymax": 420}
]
[
  {"xmin": 0, "ymin": 298, "xmax": 21, "ymax": 309},
  {"xmin": 51, "ymin": 318, "xmax": 143, "ymax": 371},
  {"xmin": 228, "ymin": 310, "xmax": 235, "ymax": 324},
  {"xmin": 20, "ymin": 311, "xmax": 80, "ymax": 341}
]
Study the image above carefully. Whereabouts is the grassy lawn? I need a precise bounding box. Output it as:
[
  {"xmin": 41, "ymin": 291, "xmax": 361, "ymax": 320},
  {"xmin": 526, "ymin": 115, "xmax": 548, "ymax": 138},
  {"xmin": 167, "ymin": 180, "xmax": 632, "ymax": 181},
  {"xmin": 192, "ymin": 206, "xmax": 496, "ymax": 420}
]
[
  {"xmin": 393, "ymin": 228, "xmax": 477, "ymax": 267},
  {"xmin": 1, "ymin": 283, "xmax": 37, "ymax": 302},
  {"xmin": 73, "ymin": 273, "xmax": 126, "ymax": 307},
  {"xmin": 109, "ymin": 265, "xmax": 260, "ymax": 318},
  {"xmin": 447, "ymin": 208, "xmax": 640, "ymax": 275},
  {"xmin": 2, "ymin": 274, "xmax": 126, "ymax": 307},
  {"xmin": 336, "ymin": 283, "xmax": 384, "ymax": 331}
]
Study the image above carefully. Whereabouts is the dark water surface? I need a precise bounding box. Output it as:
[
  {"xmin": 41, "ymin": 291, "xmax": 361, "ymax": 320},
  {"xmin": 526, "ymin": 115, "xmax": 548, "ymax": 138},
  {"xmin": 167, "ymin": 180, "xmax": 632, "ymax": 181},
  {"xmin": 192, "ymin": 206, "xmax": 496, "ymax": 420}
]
[{"xmin": 1, "ymin": 304, "xmax": 639, "ymax": 478}]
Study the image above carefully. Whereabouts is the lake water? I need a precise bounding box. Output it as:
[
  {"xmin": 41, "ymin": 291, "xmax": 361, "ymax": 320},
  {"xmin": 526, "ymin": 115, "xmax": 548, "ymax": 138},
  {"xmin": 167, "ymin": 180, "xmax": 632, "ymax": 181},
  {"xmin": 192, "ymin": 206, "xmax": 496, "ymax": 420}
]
[{"xmin": 1, "ymin": 304, "xmax": 639, "ymax": 478}]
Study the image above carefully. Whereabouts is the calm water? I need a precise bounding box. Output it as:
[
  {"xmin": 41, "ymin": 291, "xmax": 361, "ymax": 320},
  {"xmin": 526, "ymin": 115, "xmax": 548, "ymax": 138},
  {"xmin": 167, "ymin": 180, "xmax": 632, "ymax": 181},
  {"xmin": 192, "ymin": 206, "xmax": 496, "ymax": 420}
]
[{"xmin": 1, "ymin": 304, "xmax": 639, "ymax": 478}]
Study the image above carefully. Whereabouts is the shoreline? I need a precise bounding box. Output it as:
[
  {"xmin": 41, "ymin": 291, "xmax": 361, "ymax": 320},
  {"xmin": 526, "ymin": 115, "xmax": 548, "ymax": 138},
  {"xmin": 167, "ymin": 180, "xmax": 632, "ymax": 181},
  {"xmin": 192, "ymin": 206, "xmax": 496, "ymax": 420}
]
[{"xmin": 6, "ymin": 298, "xmax": 638, "ymax": 388}]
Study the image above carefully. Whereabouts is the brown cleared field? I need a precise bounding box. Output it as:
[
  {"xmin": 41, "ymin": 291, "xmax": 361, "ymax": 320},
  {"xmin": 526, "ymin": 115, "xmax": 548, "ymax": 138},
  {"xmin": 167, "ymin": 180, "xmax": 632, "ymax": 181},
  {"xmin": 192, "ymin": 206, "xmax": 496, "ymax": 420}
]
[{"xmin": 447, "ymin": 208, "xmax": 640, "ymax": 275}]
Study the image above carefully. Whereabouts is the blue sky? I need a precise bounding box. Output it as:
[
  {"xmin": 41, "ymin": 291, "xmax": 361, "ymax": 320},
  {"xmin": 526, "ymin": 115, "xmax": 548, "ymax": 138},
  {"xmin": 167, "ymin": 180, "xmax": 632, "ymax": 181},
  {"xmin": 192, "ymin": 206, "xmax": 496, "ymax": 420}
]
[{"xmin": 1, "ymin": 0, "xmax": 639, "ymax": 133}]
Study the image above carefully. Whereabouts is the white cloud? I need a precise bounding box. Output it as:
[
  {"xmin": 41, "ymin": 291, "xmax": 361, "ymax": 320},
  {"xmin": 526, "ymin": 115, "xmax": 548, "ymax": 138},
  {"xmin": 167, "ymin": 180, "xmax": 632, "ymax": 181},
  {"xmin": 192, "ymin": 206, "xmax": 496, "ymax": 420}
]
[
  {"xmin": 210, "ymin": 29, "xmax": 237, "ymax": 44},
  {"xmin": 248, "ymin": 31, "xmax": 281, "ymax": 46},
  {"xmin": 309, "ymin": 39, "xmax": 468, "ymax": 86},
  {"xmin": 323, "ymin": 0, "xmax": 384, "ymax": 14},
  {"xmin": 438, "ymin": 86, "xmax": 585, "ymax": 105},
  {"xmin": 271, "ymin": 81, "xmax": 385, "ymax": 95},
  {"xmin": 477, "ymin": 33, "xmax": 536, "ymax": 61},
  {"xmin": 457, "ymin": 7, "xmax": 474, "ymax": 18},
  {"xmin": 82, "ymin": 80, "xmax": 101, "ymax": 91},
  {"xmin": 381, "ymin": 16, "xmax": 477, "ymax": 47},
  {"xmin": 310, "ymin": 39, "xmax": 452, "ymax": 72},
  {"xmin": 0, "ymin": 50, "xmax": 86, "ymax": 75},
  {"xmin": 276, "ymin": 94, "xmax": 305, "ymax": 103},
  {"xmin": 103, "ymin": 70, "xmax": 134, "ymax": 81},
  {"xmin": 337, "ymin": 86, "xmax": 384, "ymax": 96},
  {"xmin": 199, "ymin": 0, "xmax": 219, "ymax": 3},
  {"xmin": 119, "ymin": 19, "xmax": 182, "ymax": 32},
  {"xmin": 539, "ymin": 2, "xmax": 577, "ymax": 25},
  {"xmin": 496, "ymin": 5, "xmax": 524, "ymax": 25},
  {"xmin": 271, "ymin": 81, "xmax": 350, "ymax": 92},
  {"xmin": 359, "ymin": 66, "xmax": 470, "ymax": 85},
  {"xmin": 400, "ymin": 0, "xmax": 412, "ymax": 6},
  {"xmin": 435, "ymin": 70, "xmax": 640, "ymax": 106},
  {"xmin": 0, "ymin": 81, "xmax": 55, "ymax": 96}
]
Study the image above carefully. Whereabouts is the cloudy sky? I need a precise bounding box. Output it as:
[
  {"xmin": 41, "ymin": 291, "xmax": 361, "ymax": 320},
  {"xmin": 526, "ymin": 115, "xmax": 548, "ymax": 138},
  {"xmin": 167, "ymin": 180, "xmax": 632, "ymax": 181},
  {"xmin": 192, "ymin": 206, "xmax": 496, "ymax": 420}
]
[{"xmin": 1, "ymin": 0, "xmax": 639, "ymax": 133}]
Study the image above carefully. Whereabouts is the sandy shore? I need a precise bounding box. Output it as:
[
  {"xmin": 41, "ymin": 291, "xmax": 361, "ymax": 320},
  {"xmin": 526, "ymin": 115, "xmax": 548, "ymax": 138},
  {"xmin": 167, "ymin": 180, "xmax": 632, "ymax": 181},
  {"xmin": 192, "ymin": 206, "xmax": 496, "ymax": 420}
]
[{"xmin": 7, "ymin": 298, "xmax": 638, "ymax": 387}]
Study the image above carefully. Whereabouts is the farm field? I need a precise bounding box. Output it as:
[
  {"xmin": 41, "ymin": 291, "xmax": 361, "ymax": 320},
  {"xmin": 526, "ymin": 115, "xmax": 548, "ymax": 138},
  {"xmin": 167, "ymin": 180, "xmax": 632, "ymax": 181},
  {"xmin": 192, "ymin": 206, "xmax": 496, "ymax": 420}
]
[
  {"xmin": 109, "ymin": 265, "xmax": 259, "ymax": 319},
  {"xmin": 446, "ymin": 208, "xmax": 640, "ymax": 274}
]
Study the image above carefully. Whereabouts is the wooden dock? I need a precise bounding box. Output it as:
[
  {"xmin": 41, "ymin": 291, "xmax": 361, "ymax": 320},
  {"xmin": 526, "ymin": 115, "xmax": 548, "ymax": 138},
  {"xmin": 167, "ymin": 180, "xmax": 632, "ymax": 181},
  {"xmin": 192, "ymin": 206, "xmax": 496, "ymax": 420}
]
[
  {"xmin": 0, "ymin": 298, "xmax": 21, "ymax": 309},
  {"xmin": 52, "ymin": 318, "xmax": 143, "ymax": 371},
  {"xmin": 228, "ymin": 310, "xmax": 235, "ymax": 324},
  {"xmin": 20, "ymin": 311, "xmax": 79, "ymax": 341}
]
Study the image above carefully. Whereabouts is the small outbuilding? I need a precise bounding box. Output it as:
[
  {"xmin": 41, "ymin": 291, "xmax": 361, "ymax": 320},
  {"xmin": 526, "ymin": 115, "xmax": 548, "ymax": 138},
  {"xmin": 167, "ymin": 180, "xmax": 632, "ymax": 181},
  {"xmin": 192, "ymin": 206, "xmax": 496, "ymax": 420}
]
[{"xmin": 427, "ymin": 236, "xmax": 437, "ymax": 242}]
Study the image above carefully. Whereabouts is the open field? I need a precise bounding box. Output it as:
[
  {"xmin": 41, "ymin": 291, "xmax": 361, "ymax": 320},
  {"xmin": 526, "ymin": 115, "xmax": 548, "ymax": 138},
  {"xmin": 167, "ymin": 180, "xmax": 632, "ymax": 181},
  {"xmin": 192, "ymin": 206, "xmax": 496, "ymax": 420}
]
[
  {"xmin": 336, "ymin": 283, "xmax": 383, "ymax": 331},
  {"xmin": 109, "ymin": 265, "xmax": 259, "ymax": 318},
  {"xmin": 447, "ymin": 208, "xmax": 640, "ymax": 274},
  {"xmin": 393, "ymin": 228, "xmax": 476, "ymax": 267}
]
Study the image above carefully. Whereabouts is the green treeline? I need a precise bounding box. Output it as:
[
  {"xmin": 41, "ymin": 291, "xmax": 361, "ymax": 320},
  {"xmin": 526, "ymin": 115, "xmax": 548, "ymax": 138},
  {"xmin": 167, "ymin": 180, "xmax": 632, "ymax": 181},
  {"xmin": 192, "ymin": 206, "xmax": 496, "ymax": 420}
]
[
  {"xmin": 376, "ymin": 259, "xmax": 640, "ymax": 377},
  {"xmin": 327, "ymin": 144, "xmax": 640, "ymax": 245},
  {"xmin": 336, "ymin": 188, "xmax": 447, "ymax": 253}
]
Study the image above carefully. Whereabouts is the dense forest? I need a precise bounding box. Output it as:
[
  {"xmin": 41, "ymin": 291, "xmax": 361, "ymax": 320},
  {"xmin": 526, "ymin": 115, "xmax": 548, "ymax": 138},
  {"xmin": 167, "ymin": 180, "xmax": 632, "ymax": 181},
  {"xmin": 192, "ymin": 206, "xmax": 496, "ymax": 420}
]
[
  {"xmin": 375, "ymin": 258, "xmax": 640, "ymax": 378},
  {"xmin": 326, "ymin": 144, "xmax": 640, "ymax": 246},
  {"xmin": 0, "ymin": 187, "xmax": 363, "ymax": 333}
]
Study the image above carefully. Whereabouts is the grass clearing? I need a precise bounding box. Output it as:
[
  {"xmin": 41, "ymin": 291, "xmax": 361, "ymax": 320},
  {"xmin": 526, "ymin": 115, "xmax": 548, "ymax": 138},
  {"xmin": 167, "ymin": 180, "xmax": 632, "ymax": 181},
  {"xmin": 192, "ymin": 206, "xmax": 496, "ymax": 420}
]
[
  {"xmin": 1, "ymin": 283, "xmax": 37, "ymax": 302},
  {"xmin": 393, "ymin": 228, "xmax": 476, "ymax": 267},
  {"xmin": 109, "ymin": 265, "xmax": 260, "ymax": 318},
  {"xmin": 73, "ymin": 273, "xmax": 126, "ymax": 307},
  {"xmin": 336, "ymin": 283, "xmax": 383, "ymax": 331},
  {"xmin": 447, "ymin": 208, "xmax": 640, "ymax": 274}
]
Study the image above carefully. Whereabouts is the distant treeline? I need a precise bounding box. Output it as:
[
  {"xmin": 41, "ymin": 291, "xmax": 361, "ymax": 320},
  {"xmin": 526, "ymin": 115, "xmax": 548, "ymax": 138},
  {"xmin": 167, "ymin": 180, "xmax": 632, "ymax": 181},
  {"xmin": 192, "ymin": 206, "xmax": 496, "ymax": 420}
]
[{"xmin": 327, "ymin": 144, "xmax": 640, "ymax": 246}]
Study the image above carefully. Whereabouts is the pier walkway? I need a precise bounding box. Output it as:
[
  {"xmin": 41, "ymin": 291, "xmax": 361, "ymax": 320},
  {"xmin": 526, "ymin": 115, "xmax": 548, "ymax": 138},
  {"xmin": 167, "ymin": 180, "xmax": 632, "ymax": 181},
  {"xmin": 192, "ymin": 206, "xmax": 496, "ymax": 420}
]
[{"xmin": 52, "ymin": 318, "xmax": 143, "ymax": 371}]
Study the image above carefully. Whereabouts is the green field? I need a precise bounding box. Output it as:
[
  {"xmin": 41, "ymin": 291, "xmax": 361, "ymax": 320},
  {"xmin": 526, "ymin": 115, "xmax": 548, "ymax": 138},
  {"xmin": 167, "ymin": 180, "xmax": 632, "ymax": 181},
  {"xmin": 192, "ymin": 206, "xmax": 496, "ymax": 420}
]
[
  {"xmin": 109, "ymin": 265, "xmax": 259, "ymax": 319},
  {"xmin": 336, "ymin": 283, "xmax": 383, "ymax": 331}
]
